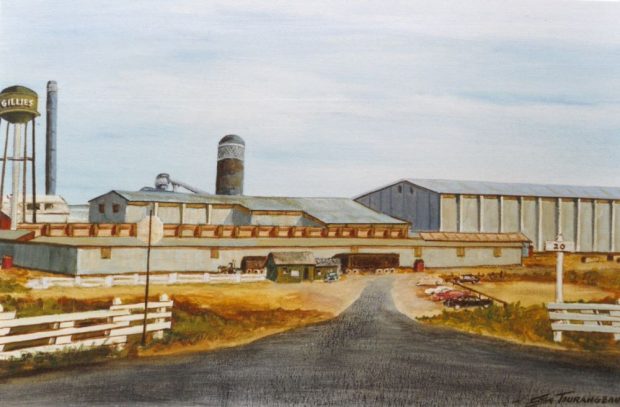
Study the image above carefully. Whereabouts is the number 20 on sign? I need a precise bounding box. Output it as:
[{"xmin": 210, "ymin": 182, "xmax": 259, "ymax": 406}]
[{"xmin": 544, "ymin": 241, "xmax": 575, "ymax": 252}]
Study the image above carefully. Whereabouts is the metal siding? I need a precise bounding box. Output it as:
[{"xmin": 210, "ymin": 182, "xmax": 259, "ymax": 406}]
[
  {"xmin": 595, "ymin": 201, "xmax": 610, "ymax": 252},
  {"xmin": 579, "ymin": 200, "xmax": 594, "ymax": 252},
  {"xmin": 380, "ymin": 189, "xmax": 390, "ymax": 213},
  {"xmin": 158, "ymin": 205, "xmax": 181, "ymax": 224},
  {"xmin": 440, "ymin": 195, "xmax": 458, "ymax": 232},
  {"xmin": 502, "ymin": 197, "xmax": 519, "ymax": 232},
  {"xmin": 184, "ymin": 206, "xmax": 207, "ymax": 224},
  {"xmin": 614, "ymin": 202, "xmax": 620, "ymax": 252},
  {"xmin": 430, "ymin": 193, "xmax": 441, "ymax": 230},
  {"xmin": 541, "ymin": 198, "xmax": 557, "ymax": 244},
  {"xmin": 521, "ymin": 198, "xmax": 537, "ymax": 247},
  {"xmin": 461, "ymin": 196, "xmax": 479, "ymax": 232},
  {"xmin": 560, "ymin": 199, "xmax": 576, "ymax": 243},
  {"xmin": 482, "ymin": 197, "xmax": 500, "ymax": 233}
]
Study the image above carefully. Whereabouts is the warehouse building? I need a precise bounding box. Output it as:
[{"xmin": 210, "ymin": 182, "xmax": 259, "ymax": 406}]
[
  {"xmin": 355, "ymin": 179, "xmax": 620, "ymax": 252},
  {"xmin": 88, "ymin": 190, "xmax": 408, "ymax": 229},
  {"xmin": 0, "ymin": 229, "xmax": 528, "ymax": 275}
]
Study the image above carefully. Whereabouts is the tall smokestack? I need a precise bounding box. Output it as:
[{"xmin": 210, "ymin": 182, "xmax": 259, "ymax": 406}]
[
  {"xmin": 216, "ymin": 134, "xmax": 245, "ymax": 195},
  {"xmin": 45, "ymin": 80, "xmax": 57, "ymax": 195}
]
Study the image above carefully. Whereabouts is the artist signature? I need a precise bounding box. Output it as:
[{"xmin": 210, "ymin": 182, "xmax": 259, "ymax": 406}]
[{"xmin": 516, "ymin": 391, "xmax": 620, "ymax": 406}]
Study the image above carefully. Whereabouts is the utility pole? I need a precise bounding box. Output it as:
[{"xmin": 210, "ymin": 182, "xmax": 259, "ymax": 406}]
[{"xmin": 141, "ymin": 209, "xmax": 154, "ymax": 347}]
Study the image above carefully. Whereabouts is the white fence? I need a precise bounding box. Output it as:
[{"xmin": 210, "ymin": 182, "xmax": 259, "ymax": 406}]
[
  {"xmin": 26, "ymin": 273, "xmax": 266, "ymax": 290},
  {"xmin": 546, "ymin": 301, "xmax": 620, "ymax": 342},
  {"xmin": 0, "ymin": 294, "xmax": 173, "ymax": 360}
]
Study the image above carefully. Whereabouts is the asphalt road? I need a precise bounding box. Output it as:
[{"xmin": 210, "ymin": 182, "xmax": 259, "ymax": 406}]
[{"xmin": 1, "ymin": 277, "xmax": 619, "ymax": 406}]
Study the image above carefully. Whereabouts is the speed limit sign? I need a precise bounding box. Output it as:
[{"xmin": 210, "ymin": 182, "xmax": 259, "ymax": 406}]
[{"xmin": 545, "ymin": 240, "xmax": 575, "ymax": 252}]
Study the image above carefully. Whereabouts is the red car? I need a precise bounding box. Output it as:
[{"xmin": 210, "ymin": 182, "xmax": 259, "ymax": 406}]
[{"xmin": 431, "ymin": 290, "xmax": 473, "ymax": 302}]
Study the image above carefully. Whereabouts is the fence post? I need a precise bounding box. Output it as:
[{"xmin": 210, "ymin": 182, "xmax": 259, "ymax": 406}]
[
  {"xmin": 74, "ymin": 276, "xmax": 81, "ymax": 287},
  {"xmin": 153, "ymin": 294, "xmax": 168, "ymax": 340},
  {"xmin": 203, "ymin": 273, "xmax": 210, "ymax": 283},
  {"xmin": 0, "ymin": 304, "xmax": 16, "ymax": 352},
  {"xmin": 236, "ymin": 273, "xmax": 241, "ymax": 283},
  {"xmin": 615, "ymin": 300, "xmax": 620, "ymax": 341},
  {"xmin": 105, "ymin": 276, "xmax": 113, "ymax": 287},
  {"xmin": 134, "ymin": 273, "xmax": 140, "ymax": 285},
  {"xmin": 41, "ymin": 277, "xmax": 50, "ymax": 290},
  {"xmin": 110, "ymin": 298, "xmax": 127, "ymax": 350}
]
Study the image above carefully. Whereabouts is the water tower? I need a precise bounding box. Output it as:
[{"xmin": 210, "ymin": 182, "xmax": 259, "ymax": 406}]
[
  {"xmin": 0, "ymin": 85, "xmax": 40, "ymax": 229},
  {"xmin": 216, "ymin": 134, "xmax": 245, "ymax": 195}
]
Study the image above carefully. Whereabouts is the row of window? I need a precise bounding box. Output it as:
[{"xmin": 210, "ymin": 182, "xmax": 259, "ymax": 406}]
[
  {"xmin": 98, "ymin": 203, "xmax": 120, "ymax": 214},
  {"xmin": 396, "ymin": 185, "xmax": 415, "ymax": 194},
  {"xmin": 26, "ymin": 203, "xmax": 55, "ymax": 210},
  {"xmin": 456, "ymin": 247, "xmax": 502, "ymax": 258}
]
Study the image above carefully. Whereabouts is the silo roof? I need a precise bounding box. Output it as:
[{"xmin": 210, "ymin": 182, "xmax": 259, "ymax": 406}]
[
  {"xmin": 356, "ymin": 179, "xmax": 620, "ymax": 200},
  {"xmin": 92, "ymin": 190, "xmax": 408, "ymax": 225}
]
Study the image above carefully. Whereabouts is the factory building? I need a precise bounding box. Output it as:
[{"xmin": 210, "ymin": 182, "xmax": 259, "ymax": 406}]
[
  {"xmin": 88, "ymin": 190, "xmax": 408, "ymax": 229},
  {"xmin": 355, "ymin": 179, "xmax": 620, "ymax": 252}
]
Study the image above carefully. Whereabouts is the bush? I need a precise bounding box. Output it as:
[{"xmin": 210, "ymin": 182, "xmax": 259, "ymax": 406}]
[
  {"xmin": 420, "ymin": 302, "xmax": 620, "ymax": 354},
  {"xmin": 0, "ymin": 278, "xmax": 29, "ymax": 293}
]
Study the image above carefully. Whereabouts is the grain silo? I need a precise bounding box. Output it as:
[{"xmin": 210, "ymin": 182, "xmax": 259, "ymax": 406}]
[{"xmin": 216, "ymin": 134, "xmax": 245, "ymax": 195}]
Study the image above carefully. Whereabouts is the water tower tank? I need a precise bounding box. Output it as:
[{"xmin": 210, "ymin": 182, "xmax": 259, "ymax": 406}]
[{"xmin": 216, "ymin": 134, "xmax": 245, "ymax": 195}]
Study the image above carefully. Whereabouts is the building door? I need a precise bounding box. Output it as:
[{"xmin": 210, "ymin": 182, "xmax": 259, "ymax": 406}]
[{"xmin": 303, "ymin": 268, "xmax": 309, "ymax": 280}]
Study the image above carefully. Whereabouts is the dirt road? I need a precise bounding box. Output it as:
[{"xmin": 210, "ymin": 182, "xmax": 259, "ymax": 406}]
[{"xmin": 1, "ymin": 277, "xmax": 618, "ymax": 406}]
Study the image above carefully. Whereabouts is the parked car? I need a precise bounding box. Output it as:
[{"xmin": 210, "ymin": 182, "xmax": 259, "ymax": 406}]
[
  {"xmin": 424, "ymin": 286, "xmax": 453, "ymax": 296},
  {"xmin": 454, "ymin": 274, "xmax": 480, "ymax": 284},
  {"xmin": 416, "ymin": 276, "xmax": 445, "ymax": 287},
  {"xmin": 444, "ymin": 296, "xmax": 493, "ymax": 309},
  {"xmin": 431, "ymin": 290, "xmax": 472, "ymax": 302},
  {"xmin": 324, "ymin": 272, "xmax": 339, "ymax": 283}
]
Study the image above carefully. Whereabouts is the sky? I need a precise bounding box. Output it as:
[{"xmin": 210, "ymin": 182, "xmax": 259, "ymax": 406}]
[{"xmin": 0, "ymin": 0, "xmax": 619, "ymax": 204}]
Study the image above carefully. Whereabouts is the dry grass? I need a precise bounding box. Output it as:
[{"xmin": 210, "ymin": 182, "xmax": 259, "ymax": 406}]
[{"xmin": 465, "ymin": 281, "xmax": 614, "ymax": 306}]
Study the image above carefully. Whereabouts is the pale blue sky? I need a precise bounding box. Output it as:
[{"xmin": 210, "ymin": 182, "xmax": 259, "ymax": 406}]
[{"xmin": 1, "ymin": 1, "xmax": 619, "ymax": 204}]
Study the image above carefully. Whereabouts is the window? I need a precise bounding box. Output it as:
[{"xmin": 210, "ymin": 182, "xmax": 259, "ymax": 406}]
[
  {"xmin": 409, "ymin": 187, "xmax": 414, "ymax": 194},
  {"xmin": 291, "ymin": 270, "xmax": 300, "ymax": 278},
  {"xmin": 414, "ymin": 247, "xmax": 423, "ymax": 258},
  {"xmin": 100, "ymin": 247, "xmax": 112, "ymax": 259},
  {"xmin": 493, "ymin": 247, "xmax": 502, "ymax": 258},
  {"xmin": 456, "ymin": 247, "xmax": 465, "ymax": 257},
  {"xmin": 45, "ymin": 203, "xmax": 54, "ymax": 210},
  {"xmin": 112, "ymin": 204, "xmax": 120, "ymax": 213},
  {"xmin": 210, "ymin": 248, "xmax": 219, "ymax": 259},
  {"xmin": 397, "ymin": 185, "xmax": 403, "ymax": 193},
  {"xmin": 27, "ymin": 203, "xmax": 35, "ymax": 210},
  {"xmin": 98, "ymin": 204, "xmax": 105, "ymax": 214}
]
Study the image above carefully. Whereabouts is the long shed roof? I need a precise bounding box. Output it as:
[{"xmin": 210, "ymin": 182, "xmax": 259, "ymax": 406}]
[
  {"xmin": 90, "ymin": 190, "xmax": 407, "ymax": 225},
  {"xmin": 359, "ymin": 179, "xmax": 620, "ymax": 200}
]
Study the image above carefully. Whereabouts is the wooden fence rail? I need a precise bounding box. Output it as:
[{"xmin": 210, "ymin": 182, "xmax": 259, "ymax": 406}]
[
  {"xmin": 0, "ymin": 294, "xmax": 173, "ymax": 360},
  {"xmin": 26, "ymin": 273, "xmax": 266, "ymax": 290},
  {"xmin": 546, "ymin": 301, "xmax": 620, "ymax": 342}
]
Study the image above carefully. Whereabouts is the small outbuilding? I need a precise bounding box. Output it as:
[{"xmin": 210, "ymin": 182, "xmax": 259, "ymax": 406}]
[
  {"xmin": 266, "ymin": 251, "xmax": 316, "ymax": 283},
  {"xmin": 315, "ymin": 257, "xmax": 341, "ymax": 280}
]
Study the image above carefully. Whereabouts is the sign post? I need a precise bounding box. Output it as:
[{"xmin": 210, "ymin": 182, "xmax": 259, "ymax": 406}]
[{"xmin": 544, "ymin": 234, "xmax": 575, "ymax": 342}]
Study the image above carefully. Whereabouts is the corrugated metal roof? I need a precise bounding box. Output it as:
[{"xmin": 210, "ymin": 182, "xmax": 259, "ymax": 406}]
[
  {"xmin": 407, "ymin": 179, "xmax": 620, "ymax": 200},
  {"xmin": 93, "ymin": 191, "xmax": 407, "ymax": 225},
  {"xmin": 269, "ymin": 251, "xmax": 315, "ymax": 265},
  {"xmin": 419, "ymin": 232, "xmax": 530, "ymax": 243}
]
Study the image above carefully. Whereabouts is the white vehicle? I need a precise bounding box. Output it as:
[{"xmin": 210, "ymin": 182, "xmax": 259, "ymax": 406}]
[
  {"xmin": 416, "ymin": 276, "xmax": 445, "ymax": 287},
  {"xmin": 424, "ymin": 286, "xmax": 453, "ymax": 295}
]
